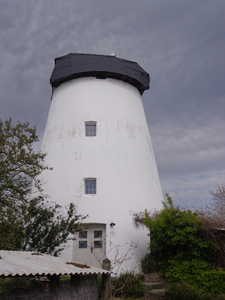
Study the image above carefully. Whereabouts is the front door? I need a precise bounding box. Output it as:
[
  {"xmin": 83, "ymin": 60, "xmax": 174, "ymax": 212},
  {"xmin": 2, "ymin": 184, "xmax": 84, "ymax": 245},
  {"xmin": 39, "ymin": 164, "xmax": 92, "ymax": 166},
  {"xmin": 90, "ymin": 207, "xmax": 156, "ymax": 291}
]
[{"xmin": 73, "ymin": 223, "xmax": 106, "ymax": 268}]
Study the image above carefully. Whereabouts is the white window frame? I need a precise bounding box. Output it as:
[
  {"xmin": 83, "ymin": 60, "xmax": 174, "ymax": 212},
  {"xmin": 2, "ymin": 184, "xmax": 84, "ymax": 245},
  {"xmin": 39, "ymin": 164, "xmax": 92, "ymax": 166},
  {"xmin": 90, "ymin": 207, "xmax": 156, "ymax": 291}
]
[{"xmin": 84, "ymin": 178, "xmax": 97, "ymax": 194}]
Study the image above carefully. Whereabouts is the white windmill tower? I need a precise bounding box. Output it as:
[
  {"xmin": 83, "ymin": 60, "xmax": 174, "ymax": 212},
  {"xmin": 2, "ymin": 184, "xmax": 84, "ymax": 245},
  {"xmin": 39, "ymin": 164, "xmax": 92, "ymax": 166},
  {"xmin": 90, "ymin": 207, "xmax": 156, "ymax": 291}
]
[{"xmin": 41, "ymin": 53, "xmax": 163, "ymax": 273}]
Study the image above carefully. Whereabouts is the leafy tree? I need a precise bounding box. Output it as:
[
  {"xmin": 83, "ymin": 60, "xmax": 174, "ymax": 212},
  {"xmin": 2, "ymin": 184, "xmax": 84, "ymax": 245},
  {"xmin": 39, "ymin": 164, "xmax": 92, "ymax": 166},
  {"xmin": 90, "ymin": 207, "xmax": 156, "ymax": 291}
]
[
  {"xmin": 0, "ymin": 118, "xmax": 47, "ymax": 205},
  {"xmin": 0, "ymin": 118, "xmax": 84, "ymax": 255},
  {"xmin": 143, "ymin": 194, "xmax": 218, "ymax": 272}
]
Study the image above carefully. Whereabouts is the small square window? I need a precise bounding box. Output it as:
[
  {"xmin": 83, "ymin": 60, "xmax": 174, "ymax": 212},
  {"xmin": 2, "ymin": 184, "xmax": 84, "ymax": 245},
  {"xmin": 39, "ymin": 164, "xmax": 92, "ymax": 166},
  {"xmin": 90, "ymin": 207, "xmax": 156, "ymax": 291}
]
[
  {"xmin": 79, "ymin": 241, "xmax": 87, "ymax": 248},
  {"xmin": 85, "ymin": 179, "xmax": 96, "ymax": 194},
  {"xmin": 94, "ymin": 241, "xmax": 102, "ymax": 248},
  {"xmin": 94, "ymin": 231, "xmax": 102, "ymax": 238},
  {"xmin": 79, "ymin": 231, "xmax": 87, "ymax": 239},
  {"xmin": 85, "ymin": 121, "xmax": 96, "ymax": 136}
]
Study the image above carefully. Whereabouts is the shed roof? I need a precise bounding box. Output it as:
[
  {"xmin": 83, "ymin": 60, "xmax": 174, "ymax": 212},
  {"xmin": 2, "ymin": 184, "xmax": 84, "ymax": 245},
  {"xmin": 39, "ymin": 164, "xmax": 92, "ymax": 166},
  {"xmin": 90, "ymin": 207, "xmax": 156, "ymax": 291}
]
[
  {"xmin": 0, "ymin": 250, "xmax": 109, "ymax": 277},
  {"xmin": 50, "ymin": 53, "xmax": 150, "ymax": 94}
]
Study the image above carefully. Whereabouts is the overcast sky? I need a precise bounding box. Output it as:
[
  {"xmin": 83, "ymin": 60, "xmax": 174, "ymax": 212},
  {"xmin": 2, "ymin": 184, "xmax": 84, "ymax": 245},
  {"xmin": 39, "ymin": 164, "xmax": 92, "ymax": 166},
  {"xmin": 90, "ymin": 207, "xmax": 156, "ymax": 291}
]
[{"xmin": 1, "ymin": 0, "xmax": 224, "ymax": 209}]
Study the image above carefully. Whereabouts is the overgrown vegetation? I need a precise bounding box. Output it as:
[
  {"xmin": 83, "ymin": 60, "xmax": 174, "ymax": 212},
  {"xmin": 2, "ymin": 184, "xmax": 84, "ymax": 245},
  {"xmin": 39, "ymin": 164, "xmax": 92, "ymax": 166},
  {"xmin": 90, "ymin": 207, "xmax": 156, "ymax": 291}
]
[
  {"xmin": 0, "ymin": 118, "xmax": 85, "ymax": 255},
  {"xmin": 113, "ymin": 272, "xmax": 145, "ymax": 298},
  {"xmin": 164, "ymin": 282, "xmax": 225, "ymax": 300},
  {"xmin": 136, "ymin": 187, "xmax": 225, "ymax": 297},
  {"xmin": 163, "ymin": 260, "xmax": 225, "ymax": 294},
  {"xmin": 143, "ymin": 194, "xmax": 218, "ymax": 272}
]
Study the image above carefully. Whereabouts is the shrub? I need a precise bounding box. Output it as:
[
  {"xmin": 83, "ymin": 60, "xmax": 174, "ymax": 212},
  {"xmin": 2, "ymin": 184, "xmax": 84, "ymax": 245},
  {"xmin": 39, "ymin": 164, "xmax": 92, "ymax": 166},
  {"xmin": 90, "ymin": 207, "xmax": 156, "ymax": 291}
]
[
  {"xmin": 165, "ymin": 282, "xmax": 225, "ymax": 300},
  {"xmin": 164, "ymin": 282, "xmax": 202, "ymax": 300},
  {"xmin": 163, "ymin": 260, "xmax": 225, "ymax": 295},
  {"xmin": 143, "ymin": 194, "xmax": 218, "ymax": 271},
  {"xmin": 114, "ymin": 272, "xmax": 144, "ymax": 298},
  {"xmin": 195, "ymin": 269, "xmax": 225, "ymax": 294},
  {"xmin": 163, "ymin": 259, "xmax": 211, "ymax": 283}
]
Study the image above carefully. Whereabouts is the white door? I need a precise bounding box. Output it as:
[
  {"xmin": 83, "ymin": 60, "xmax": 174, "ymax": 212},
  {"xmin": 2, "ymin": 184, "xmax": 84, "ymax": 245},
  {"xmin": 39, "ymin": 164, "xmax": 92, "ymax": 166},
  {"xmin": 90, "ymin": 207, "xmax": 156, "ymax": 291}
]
[{"xmin": 73, "ymin": 224, "xmax": 106, "ymax": 268}]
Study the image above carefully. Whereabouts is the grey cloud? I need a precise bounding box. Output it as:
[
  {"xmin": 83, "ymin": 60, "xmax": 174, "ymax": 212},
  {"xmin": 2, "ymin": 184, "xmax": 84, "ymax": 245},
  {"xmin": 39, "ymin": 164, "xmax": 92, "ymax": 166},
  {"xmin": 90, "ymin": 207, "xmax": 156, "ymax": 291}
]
[{"xmin": 0, "ymin": 0, "xmax": 224, "ymax": 208}]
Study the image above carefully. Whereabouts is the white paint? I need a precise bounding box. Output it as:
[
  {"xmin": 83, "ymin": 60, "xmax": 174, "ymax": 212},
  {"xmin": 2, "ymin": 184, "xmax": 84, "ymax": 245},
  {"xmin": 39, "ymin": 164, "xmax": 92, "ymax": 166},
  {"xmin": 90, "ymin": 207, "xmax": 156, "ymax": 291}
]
[
  {"xmin": 41, "ymin": 76, "xmax": 163, "ymax": 273},
  {"xmin": 73, "ymin": 223, "xmax": 106, "ymax": 268}
]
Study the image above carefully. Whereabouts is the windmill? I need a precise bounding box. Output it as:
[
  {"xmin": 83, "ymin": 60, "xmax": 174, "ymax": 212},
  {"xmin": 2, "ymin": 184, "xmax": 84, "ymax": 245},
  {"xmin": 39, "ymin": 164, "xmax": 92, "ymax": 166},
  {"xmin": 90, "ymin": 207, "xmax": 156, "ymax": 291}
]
[{"xmin": 40, "ymin": 53, "xmax": 163, "ymax": 273}]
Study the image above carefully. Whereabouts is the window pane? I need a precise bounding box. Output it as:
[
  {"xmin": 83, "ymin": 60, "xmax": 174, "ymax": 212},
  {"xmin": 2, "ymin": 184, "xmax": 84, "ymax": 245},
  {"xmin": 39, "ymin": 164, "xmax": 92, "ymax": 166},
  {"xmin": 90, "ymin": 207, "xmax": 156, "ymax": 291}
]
[
  {"xmin": 94, "ymin": 231, "xmax": 102, "ymax": 238},
  {"xmin": 79, "ymin": 231, "xmax": 87, "ymax": 239},
  {"xmin": 86, "ymin": 124, "xmax": 96, "ymax": 136},
  {"xmin": 94, "ymin": 241, "xmax": 102, "ymax": 248},
  {"xmin": 79, "ymin": 241, "xmax": 87, "ymax": 248},
  {"xmin": 85, "ymin": 179, "xmax": 96, "ymax": 194}
]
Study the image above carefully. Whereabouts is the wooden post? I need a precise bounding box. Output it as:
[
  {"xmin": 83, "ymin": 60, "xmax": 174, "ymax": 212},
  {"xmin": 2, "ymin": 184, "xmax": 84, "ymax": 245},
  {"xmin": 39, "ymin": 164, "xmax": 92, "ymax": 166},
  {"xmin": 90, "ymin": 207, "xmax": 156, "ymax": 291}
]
[
  {"xmin": 101, "ymin": 273, "xmax": 110, "ymax": 300},
  {"xmin": 101, "ymin": 258, "xmax": 111, "ymax": 299}
]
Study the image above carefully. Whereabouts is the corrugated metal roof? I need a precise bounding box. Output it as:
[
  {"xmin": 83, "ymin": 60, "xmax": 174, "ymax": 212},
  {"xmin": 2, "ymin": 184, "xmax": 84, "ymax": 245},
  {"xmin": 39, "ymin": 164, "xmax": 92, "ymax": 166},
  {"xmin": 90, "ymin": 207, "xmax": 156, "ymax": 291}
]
[
  {"xmin": 0, "ymin": 250, "xmax": 109, "ymax": 277},
  {"xmin": 50, "ymin": 53, "xmax": 150, "ymax": 94}
]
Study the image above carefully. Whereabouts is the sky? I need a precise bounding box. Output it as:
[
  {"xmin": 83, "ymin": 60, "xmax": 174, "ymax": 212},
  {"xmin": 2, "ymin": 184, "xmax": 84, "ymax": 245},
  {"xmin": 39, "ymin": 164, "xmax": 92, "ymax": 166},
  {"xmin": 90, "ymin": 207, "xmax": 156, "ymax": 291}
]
[{"xmin": 0, "ymin": 0, "xmax": 224, "ymax": 209}]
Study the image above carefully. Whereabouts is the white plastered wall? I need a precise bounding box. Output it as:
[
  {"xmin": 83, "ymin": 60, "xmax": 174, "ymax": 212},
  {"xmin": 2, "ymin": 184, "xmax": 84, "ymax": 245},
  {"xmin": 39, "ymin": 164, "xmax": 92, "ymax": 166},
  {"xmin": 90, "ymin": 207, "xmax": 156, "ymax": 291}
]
[{"xmin": 41, "ymin": 77, "xmax": 163, "ymax": 273}]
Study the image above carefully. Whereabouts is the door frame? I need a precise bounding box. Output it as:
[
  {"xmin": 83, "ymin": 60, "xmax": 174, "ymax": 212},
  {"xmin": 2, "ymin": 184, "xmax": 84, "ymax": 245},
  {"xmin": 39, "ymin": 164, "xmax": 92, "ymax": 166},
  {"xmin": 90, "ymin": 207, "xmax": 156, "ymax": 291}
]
[{"xmin": 73, "ymin": 223, "xmax": 106, "ymax": 268}]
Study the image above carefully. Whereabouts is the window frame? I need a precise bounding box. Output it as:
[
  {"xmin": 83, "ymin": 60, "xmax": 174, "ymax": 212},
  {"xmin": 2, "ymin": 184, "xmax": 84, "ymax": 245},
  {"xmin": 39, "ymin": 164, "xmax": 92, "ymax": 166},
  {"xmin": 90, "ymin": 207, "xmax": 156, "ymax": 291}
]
[
  {"xmin": 84, "ymin": 178, "xmax": 97, "ymax": 195},
  {"xmin": 85, "ymin": 121, "xmax": 97, "ymax": 137}
]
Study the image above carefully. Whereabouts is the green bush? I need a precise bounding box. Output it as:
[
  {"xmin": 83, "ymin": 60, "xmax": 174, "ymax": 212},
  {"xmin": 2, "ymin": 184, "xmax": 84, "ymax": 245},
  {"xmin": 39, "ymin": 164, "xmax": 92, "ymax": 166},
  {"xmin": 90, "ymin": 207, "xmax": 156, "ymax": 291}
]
[
  {"xmin": 195, "ymin": 269, "xmax": 225, "ymax": 294},
  {"xmin": 163, "ymin": 260, "xmax": 225, "ymax": 295},
  {"xmin": 163, "ymin": 259, "xmax": 211, "ymax": 282},
  {"xmin": 114, "ymin": 272, "xmax": 144, "ymax": 298},
  {"xmin": 143, "ymin": 194, "xmax": 218, "ymax": 271},
  {"xmin": 165, "ymin": 282, "xmax": 225, "ymax": 300}
]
